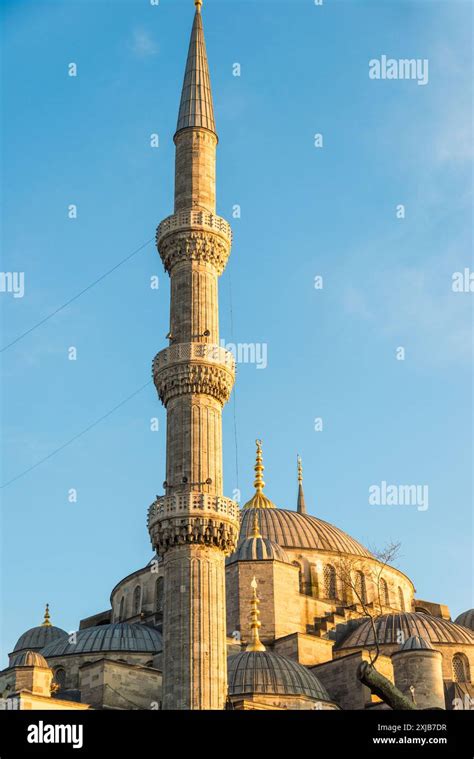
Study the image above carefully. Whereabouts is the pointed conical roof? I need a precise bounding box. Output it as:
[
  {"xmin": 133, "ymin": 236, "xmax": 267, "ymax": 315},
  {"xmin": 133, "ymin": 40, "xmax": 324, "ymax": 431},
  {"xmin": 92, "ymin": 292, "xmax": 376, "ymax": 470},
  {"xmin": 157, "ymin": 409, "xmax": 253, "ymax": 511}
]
[
  {"xmin": 176, "ymin": 2, "xmax": 216, "ymax": 135},
  {"xmin": 297, "ymin": 455, "xmax": 307, "ymax": 514}
]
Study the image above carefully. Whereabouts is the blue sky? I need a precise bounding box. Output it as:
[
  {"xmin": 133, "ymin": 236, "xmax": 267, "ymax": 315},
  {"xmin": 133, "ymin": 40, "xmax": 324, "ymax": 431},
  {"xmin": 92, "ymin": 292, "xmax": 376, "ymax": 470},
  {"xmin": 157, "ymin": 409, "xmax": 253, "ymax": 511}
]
[{"xmin": 1, "ymin": 0, "xmax": 472, "ymax": 660}]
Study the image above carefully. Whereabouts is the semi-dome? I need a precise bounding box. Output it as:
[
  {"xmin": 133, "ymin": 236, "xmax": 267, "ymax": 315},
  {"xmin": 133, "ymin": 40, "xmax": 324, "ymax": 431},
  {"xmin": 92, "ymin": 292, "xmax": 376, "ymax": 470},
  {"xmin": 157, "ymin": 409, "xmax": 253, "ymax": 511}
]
[
  {"xmin": 400, "ymin": 635, "xmax": 433, "ymax": 651},
  {"xmin": 454, "ymin": 609, "xmax": 474, "ymax": 631},
  {"xmin": 9, "ymin": 650, "xmax": 50, "ymax": 668},
  {"xmin": 241, "ymin": 508, "xmax": 372, "ymax": 558},
  {"xmin": 227, "ymin": 650, "xmax": 330, "ymax": 701},
  {"xmin": 227, "ymin": 511, "xmax": 290, "ymax": 564},
  {"xmin": 336, "ymin": 613, "xmax": 474, "ymax": 651},
  {"xmin": 11, "ymin": 605, "xmax": 68, "ymax": 655},
  {"xmin": 41, "ymin": 623, "xmax": 163, "ymax": 658}
]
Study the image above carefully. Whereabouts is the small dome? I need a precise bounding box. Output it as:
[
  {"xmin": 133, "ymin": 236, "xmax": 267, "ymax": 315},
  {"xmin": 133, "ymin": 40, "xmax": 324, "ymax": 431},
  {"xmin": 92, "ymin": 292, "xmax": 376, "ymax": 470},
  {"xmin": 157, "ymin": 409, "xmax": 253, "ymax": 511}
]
[
  {"xmin": 455, "ymin": 609, "xmax": 474, "ymax": 631},
  {"xmin": 227, "ymin": 535, "xmax": 290, "ymax": 564},
  {"xmin": 41, "ymin": 623, "xmax": 163, "ymax": 658},
  {"xmin": 336, "ymin": 613, "xmax": 474, "ymax": 650},
  {"xmin": 227, "ymin": 651, "xmax": 330, "ymax": 701},
  {"xmin": 9, "ymin": 650, "xmax": 50, "ymax": 668},
  {"xmin": 400, "ymin": 635, "xmax": 433, "ymax": 651},
  {"xmin": 227, "ymin": 510, "xmax": 290, "ymax": 564},
  {"xmin": 242, "ymin": 492, "xmax": 277, "ymax": 510},
  {"xmin": 12, "ymin": 624, "xmax": 68, "ymax": 655}
]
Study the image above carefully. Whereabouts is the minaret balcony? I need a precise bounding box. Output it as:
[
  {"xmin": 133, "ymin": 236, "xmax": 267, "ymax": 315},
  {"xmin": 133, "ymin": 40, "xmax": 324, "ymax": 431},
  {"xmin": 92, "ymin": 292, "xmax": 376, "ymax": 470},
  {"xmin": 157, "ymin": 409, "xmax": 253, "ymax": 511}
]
[
  {"xmin": 156, "ymin": 211, "xmax": 232, "ymax": 274},
  {"xmin": 147, "ymin": 493, "xmax": 240, "ymax": 556},
  {"xmin": 153, "ymin": 342, "xmax": 235, "ymax": 373},
  {"xmin": 156, "ymin": 210, "xmax": 232, "ymax": 245},
  {"xmin": 152, "ymin": 342, "xmax": 235, "ymax": 406}
]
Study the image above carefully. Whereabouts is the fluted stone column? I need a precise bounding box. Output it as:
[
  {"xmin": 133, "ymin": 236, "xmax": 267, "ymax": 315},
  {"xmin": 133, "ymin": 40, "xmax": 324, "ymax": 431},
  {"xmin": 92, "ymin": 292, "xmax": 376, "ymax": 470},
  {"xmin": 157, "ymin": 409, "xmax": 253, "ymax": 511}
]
[{"xmin": 148, "ymin": 1, "xmax": 239, "ymax": 710}]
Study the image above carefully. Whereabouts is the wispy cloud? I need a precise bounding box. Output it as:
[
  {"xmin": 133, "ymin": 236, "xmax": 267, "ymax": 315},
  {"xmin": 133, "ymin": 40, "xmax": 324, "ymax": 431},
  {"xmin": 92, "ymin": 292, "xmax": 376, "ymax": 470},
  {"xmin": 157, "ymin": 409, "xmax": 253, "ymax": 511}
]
[
  {"xmin": 341, "ymin": 248, "xmax": 472, "ymax": 367},
  {"xmin": 130, "ymin": 28, "xmax": 159, "ymax": 58}
]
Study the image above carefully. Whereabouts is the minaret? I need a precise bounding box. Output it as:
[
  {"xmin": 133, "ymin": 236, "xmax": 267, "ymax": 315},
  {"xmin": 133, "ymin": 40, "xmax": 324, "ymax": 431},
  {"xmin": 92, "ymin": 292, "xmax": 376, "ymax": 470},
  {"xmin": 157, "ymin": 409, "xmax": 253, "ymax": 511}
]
[
  {"xmin": 296, "ymin": 455, "xmax": 307, "ymax": 514},
  {"xmin": 147, "ymin": 0, "xmax": 239, "ymax": 710}
]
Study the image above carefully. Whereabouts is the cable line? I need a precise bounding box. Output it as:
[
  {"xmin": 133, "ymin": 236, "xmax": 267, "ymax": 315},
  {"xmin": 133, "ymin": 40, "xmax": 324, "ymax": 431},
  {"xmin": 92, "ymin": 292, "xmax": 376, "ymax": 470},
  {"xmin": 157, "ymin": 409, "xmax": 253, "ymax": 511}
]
[
  {"xmin": 1, "ymin": 380, "xmax": 152, "ymax": 488},
  {"xmin": 1, "ymin": 238, "xmax": 154, "ymax": 352}
]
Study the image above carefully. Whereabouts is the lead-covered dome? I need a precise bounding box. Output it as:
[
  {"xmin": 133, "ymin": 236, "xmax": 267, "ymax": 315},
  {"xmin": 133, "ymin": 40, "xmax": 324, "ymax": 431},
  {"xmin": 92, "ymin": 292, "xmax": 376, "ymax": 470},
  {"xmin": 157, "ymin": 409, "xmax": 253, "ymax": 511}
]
[
  {"xmin": 336, "ymin": 613, "xmax": 474, "ymax": 651},
  {"xmin": 400, "ymin": 635, "xmax": 433, "ymax": 651},
  {"xmin": 240, "ymin": 440, "xmax": 371, "ymax": 558},
  {"xmin": 228, "ymin": 535, "xmax": 290, "ymax": 564},
  {"xmin": 227, "ymin": 650, "xmax": 330, "ymax": 701},
  {"xmin": 11, "ymin": 605, "xmax": 68, "ymax": 657},
  {"xmin": 9, "ymin": 650, "xmax": 50, "ymax": 668},
  {"xmin": 227, "ymin": 510, "xmax": 290, "ymax": 564},
  {"xmin": 41, "ymin": 623, "xmax": 163, "ymax": 658},
  {"xmin": 455, "ymin": 609, "xmax": 474, "ymax": 631},
  {"xmin": 241, "ymin": 508, "xmax": 372, "ymax": 558}
]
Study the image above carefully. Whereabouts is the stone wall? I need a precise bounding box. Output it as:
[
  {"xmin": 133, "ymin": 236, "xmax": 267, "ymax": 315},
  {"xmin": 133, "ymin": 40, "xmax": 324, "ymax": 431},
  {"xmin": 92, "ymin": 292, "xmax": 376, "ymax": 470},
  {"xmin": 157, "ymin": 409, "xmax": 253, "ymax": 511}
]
[
  {"xmin": 273, "ymin": 633, "xmax": 334, "ymax": 666},
  {"xmin": 45, "ymin": 652, "xmax": 155, "ymax": 691},
  {"xmin": 79, "ymin": 659, "xmax": 162, "ymax": 710},
  {"xmin": 226, "ymin": 560, "xmax": 302, "ymax": 645},
  {"xmin": 392, "ymin": 649, "xmax": 444, "ymax": 709},
  {"xmin": 312, "ymin": 651, "xmax": 394, "ymax": 710}
]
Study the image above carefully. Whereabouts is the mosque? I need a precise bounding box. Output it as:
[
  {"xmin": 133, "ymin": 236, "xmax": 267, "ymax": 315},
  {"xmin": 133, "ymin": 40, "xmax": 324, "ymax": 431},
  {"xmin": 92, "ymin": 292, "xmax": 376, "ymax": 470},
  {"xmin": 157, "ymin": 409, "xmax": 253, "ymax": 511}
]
[{"xmin": 1, "ymin": 1, "xmax": 472, "ymax": 711}]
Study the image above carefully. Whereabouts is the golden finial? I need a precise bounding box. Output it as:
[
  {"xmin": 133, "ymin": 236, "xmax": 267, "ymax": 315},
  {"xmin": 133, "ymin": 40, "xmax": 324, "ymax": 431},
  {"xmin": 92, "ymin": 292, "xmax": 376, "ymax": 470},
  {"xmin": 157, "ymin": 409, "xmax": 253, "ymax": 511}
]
[
  {"xmin": 254, "ymin": 439, "xmax": 265, "ymax": 493},
  {"xmin": 42, "ymin": 603, "xmax": 52, "ymax": 627},
  {"xmin": 242, "ymin": 438, "xmax": 275, "ymax": 509},
  {"xmin": 250, "ymin": 510, "xmax": 261, "ymax": 538},
  {"xmin": 297, "ymin": 454, "xmax": 303, "ymax": 485},
  {"xmin": 246, "ymin": 577, "xmax": 266, "ymax": 652},
  {"xmin": 195, "ymin": 0, "xmax": 202, "ymax": 10}
]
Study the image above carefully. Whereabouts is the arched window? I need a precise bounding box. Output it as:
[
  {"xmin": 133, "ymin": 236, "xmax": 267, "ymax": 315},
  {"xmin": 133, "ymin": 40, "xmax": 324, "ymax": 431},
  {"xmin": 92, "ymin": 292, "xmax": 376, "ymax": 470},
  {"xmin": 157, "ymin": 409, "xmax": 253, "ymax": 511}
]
[
  {"xmin": 398, "ymin": 587, "xmax": 405, "ymax": 612},
  {"xmin": 415, "ymin": 606, "xmax": 431, "ymax": 614},
  {"xmin": 310, "ymin": 565, "xmax": 319, "ymax": 598},
  {"xmin": 133, "ymin": 585, "xmax": 141, "ymax": 615},
  {"xmin": 155, "ymin": 577, "xmax": 164, "ymax": 613},
  {"xmin": 324, "ymin": 564, "xmax": 337, "ymax": 600},
  {"xmin": 452, "ymin": 653, "xmax": 470, "ymax": 683},
  {"xmin": 53, "ymin": 667, "xmax": 66, "ymax": 690},
  {"xmin": 293, "ymin": 562, "xmax": 305, "ymax": 594},
  {"xmin": 119, "ymin": 596, "xmax": 125, "ymax": 621},
  {"xmin": 354, "ymin": 571, "xmax": 367, "ymax": 605},
  {"xmin": 380, "ymin": 578, "xmax": 390, "ymax": 607}
]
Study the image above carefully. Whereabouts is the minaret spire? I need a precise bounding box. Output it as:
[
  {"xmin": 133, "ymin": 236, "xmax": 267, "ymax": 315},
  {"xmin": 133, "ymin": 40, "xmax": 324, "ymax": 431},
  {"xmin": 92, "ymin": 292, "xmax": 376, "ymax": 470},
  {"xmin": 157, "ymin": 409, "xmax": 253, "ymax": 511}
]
[
  {"xmin": 148, "ymin": 1, "xmax": 238, "ymax": 711},
  {"xmin": 176, "ymin": 1, "xmax": 215, "ymax": 136},
  {"xmin": 297, "ymin": 455, "xmax": 307, "ymax": 514}
]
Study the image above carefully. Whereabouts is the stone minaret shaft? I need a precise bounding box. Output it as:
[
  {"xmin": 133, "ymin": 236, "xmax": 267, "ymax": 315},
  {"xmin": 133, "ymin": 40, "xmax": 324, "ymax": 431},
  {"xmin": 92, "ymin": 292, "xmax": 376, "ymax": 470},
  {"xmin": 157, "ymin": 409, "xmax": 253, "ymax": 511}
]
[{"xmin": 148, "ymin": 1, "xmax": 239, "ymax": 710}]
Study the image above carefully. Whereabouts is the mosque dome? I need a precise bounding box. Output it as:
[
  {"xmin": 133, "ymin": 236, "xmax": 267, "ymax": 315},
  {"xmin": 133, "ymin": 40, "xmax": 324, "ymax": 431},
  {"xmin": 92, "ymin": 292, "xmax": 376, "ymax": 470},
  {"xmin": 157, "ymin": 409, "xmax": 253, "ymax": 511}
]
[
  {"xmin": 9, "ymin": 650, "xmax": 50, "ymax": 668},
  {"xmin": 41, "ymin": 623, "xmax": 163, "ymax": 658},
  {"xmin": 227, "ymin": 650, "xmax": 330, "ymax": 701},
  {"xmin": 240, "ymin": 508, "xmax": 372, "ymax": 558},
  {"xmin": 11, "ymin": 605, "xmax": 68, "ymax": 656},
  {"xmin": 336, "ymin": 613, "xmax": 474, "ymax": 651},
  {"xmin": 227, "ymin": 510, "xmax": 290, "ymax": 565},
  {"xmin": 399, "ymin": 635, "xmax": 433, "ymax": 651},
  {"xmin": 240, "ymin": 441, "xmax": 372, "ymax": 558},
  {"xmin": 454, "ymin": 609, "xmax": 474, "ymax": 631}
]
